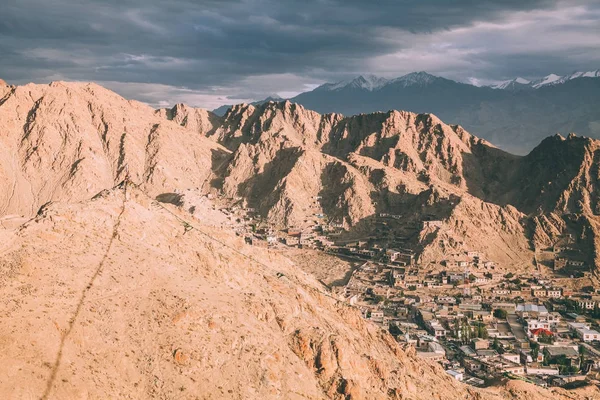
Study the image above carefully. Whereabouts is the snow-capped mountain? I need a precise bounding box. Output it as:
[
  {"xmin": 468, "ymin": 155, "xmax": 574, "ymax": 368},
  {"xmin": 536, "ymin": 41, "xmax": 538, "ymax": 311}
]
[
  {"xmin": 389, "ymin": 71, "xmax": 440, "ymax": 87},
  {"xmin": 530, "ymin": 73, "xmax": 562, "ymax": 88},
  {"xmin": 533, "ymin": 70, "xmax": 600, "ymax": 88},
  {"xmin": 491, "ymin": 70, "xmax": 600, "ymax": 90},
  {"xmin": 316, "ymin": 74, "xmax": 389, "ymax": 91},
  {"xmin": 491, "ymin": 77, "xmax": 531, "ymax": 90},
  {"xmin": 316, "ymin": 72, "xmax": 440, "ymax": 92},
  {"xmin": 212, "ymin": 69, "xmax": 600, "ymax": 154}
]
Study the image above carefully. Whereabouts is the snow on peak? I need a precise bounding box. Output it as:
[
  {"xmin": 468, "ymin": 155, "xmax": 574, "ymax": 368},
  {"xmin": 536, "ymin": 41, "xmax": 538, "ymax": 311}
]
[
  {"xmin": 531, "ymin": 70, "xmax": 600, "ymax": 88},
  {"xmin": 320, "ymin": 74, "xmax": 389, "ymax": 91},
  {"xmin": 492, "ymin": 70, "xmax": 599, "ymax": 90},
  {"xmin": 351, "ymin": 75, "xmax": 389, "ymax": 91},
  {"xmin": 491, "ymin": 77, "xmax": 531, "ymax": 89},
  {"xmin": 582, "ymin": 70, "xmax": 600, "ymax": 78},
  {"xmin": 531, "ymin": 74, "xmax": 561, "ymax": 88},
  {"xmin": 317, "ymin": 71, "xmax": 440, "ymax": 92},
  {"xmin": 564, "ymin": 69, "xmax": 600, "ymax": 80},
  {"xmin": 391, "ymin": 71, "xmax": 439, "ymax": 87}
]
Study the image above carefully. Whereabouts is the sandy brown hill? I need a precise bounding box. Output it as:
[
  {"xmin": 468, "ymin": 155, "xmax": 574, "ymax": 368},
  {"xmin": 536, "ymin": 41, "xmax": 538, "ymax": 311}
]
[
  {"xmin": 1, "ymin": 184, "xmax": 597, "ymax": 400},
  {"xmin": 2, "ymin": 81, "xmax": 599, "ymax": 272},
  {"xmin": 185, "ymin": 100, "xmax": 600, "ymax": 273},
  {"xmin": 0, "ymin": 82, "xmax": 228, "ymax": 218},
  {"xmin": 197, "ymin": 101, "xmax": 535, "ymax": 267}
]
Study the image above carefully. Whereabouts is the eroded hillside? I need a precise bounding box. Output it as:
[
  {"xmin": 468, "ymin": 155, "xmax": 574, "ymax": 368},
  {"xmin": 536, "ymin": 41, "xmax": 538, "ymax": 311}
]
[{"xmin": 3, "ymin": 81, "xmax": 600, "ymax": 274}]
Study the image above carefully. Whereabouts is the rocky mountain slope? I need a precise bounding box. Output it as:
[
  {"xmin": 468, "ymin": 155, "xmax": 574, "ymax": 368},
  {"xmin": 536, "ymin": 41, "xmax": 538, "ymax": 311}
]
[
  {"xmin": 0, "ymin": 81, "xmax": 227, "ymax": 218},
  {"xmin": 215, "ymin": 72, "xmax": 600, "ymax": 154},
  {"xmin": 3, "ymin": 81, "xmax": 600, "ymax": 273},
  {"xmin": 189, "ymin": 100, "xmax": 594, "ymax": 272}
]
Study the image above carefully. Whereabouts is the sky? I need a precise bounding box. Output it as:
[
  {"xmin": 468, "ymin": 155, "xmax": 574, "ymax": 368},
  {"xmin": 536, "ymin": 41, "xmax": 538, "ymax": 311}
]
[{"xmin": 1, "ymin": 0, "xmax": 599, "ymax": 109}]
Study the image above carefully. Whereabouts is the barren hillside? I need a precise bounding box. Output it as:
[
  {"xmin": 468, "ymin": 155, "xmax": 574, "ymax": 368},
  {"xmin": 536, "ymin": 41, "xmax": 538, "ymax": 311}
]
[
  {"xmin": 0, "ymin": 81, "xmax": 228, "ymax": 217},
  {"xmin": 3, "ymin": 81, "xmax": 600, "ymax": 274},
  {"xmin": 1, "ymin": 184, "xmax": 597, "ymax": 400}
]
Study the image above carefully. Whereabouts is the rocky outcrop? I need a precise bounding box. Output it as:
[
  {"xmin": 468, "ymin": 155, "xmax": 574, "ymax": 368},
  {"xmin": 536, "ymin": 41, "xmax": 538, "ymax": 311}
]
[{"xmin": 156, "ymin": 102, "xmax": 222, "ymax": 137}]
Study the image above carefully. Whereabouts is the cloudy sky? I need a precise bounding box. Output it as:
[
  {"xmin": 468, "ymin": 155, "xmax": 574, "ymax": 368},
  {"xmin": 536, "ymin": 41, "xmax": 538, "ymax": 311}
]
[{"xmin": 1, "ymin": 0, "xmax": 599, "ymax": 109}]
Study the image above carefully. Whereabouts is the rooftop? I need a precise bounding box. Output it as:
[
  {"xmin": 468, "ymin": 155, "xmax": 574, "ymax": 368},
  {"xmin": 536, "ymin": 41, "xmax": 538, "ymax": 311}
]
[{"xmin": 545, "ymin": 346, "xmax": 578, "ymax": 358}]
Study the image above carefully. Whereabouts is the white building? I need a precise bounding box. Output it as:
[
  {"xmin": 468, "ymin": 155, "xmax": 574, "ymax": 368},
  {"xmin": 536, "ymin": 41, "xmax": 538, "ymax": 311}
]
[
  {"xmin": 546, "ymin": 288, "xmax": 562, "ymax": 298},
  {"xmin": 527, "ymin": 320, "xmax": 550, "ymax": 331},
  {"xmin": 370, "ymin": 311, "xmax": 384, "ymax": 323},
  {"xmin": 446, "ymin": 370, "xmax": 463, "ymax": 381},
  {"xmin": 526, "ymin": 366, "xmax": 559, "ymax": 376},
  {"xmin": 516, "ymin": 304, "xmax": 548, "ymax": 318},
  {"xmin": 567, "ymin": 322, "xmax": 590, "ymax": 333},
  {"xmin": 576, "ymin": 328, "xmax": 600, "ymax": 342},
  {"xmin": 501, "ymin": 353, "xmax": 521, "ymax": 364},
  {"xmin": 428, "ymin": 320, "xmax": 447, "ymax": 338},
  {"xmin": 578, "ymin": 300, "xmax": 596, "ymax": 310}
]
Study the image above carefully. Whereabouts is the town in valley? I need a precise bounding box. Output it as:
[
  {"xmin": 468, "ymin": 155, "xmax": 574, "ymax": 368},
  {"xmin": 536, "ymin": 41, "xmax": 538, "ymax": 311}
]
[{"xmin": 218, "ymin": 201, "xmax": 600, "ymax": 390}]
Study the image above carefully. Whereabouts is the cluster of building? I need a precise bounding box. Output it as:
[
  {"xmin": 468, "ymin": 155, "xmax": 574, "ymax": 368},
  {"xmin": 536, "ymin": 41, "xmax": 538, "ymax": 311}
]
[
  {"xmin": 552, "ymin": 235, "xmax": 587, "ymax": 271},
  {"xmin": 334, "ymin": 260, "xmax": 600, "ymax": 389}
]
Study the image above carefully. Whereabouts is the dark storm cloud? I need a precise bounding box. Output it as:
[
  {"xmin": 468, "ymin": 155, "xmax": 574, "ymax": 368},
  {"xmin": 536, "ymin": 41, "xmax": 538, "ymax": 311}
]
[{"xmin": 0, "ymin": 0, "xmax": 598, "ymax": 108}]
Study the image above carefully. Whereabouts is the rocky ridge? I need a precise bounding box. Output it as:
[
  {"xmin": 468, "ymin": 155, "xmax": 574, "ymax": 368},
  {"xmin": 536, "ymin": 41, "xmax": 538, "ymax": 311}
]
[
  {"xmin": 174, "ymin": 100, "xmax": 599, "ymax": 272},
  {"xmin": 2, "ymin": 82, "xmax": 600, "ymax": 272}
]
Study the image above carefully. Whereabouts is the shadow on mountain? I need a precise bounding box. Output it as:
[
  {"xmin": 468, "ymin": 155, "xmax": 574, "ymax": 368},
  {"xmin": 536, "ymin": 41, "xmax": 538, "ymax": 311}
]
[
  {"xmin": 156, "ymin": 193, "xmax": 183, "ymax": 206},
  {"xmin": 322, "ymin": 113, "xmax": 389, "ymax": 158},
  {"xmin": 473, "ymin": 135, "xmax": 589, "ymax": 214},
  {"xmin": 237, "ymin": 147, "xmax": 302, "ymax": 215},
  {"xmin": 460, "ymin": 141, "xmax": 521, "ymax": 208},
  {"xmin": 358, "ymin": 135, "xmax": 400, "ymax": 160},
  {"xmin": 209, "ymin": 148, "xmax": 233, "ymax": 190},
  {"xmin": 323, "ymin": 165, "xmax": 459, "ymax": 257}
]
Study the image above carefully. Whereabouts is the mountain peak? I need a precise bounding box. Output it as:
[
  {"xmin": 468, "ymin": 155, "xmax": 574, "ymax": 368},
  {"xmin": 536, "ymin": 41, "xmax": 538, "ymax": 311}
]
[
  {"xmin": 531, "ymin": 73, "xmax": 562, "ymax": 88},
  {"xmin": 263, "ymin": 94, "xmax": 284, "ymax": 101},
  {"xmin": 319, "ymin": 74, "xmax": 389, "ymax": 92},
  {"xmin": 491, "ymin": 77, "xmax": 531, "ymax": 89},
  {"xmin": 390, "ymin": 71, "xmax": 440, "ymax": 87}
]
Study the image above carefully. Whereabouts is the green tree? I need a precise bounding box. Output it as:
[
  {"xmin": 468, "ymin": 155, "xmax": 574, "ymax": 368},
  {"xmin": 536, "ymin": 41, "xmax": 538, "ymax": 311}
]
[
  {"xmin": 492, "ymin": 338, "xmax": 505, "ymax": 354},
  {"xmin": 579, "ymin": 345, "xmax": 586, "ymax": 369},
  {"xmin": 493, "ymin": 309, "xmax": 508, "ymax": 319},
  {"xmin": 531, "ymin": 341, "xmax": 540, "ymax": 361},
  {"xmin": 538, "ymin": 332, "xmax": 554, "ymax": 344},
  {"xmin": 479, "ymin": 324, "xmax": 489, "ymax": 339}
]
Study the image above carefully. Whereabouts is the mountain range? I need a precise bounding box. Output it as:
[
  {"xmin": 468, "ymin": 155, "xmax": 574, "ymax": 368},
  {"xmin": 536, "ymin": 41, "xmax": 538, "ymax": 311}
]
[
  {"xmin": 2, "ymin": 79, "xmax": 600, "ymax": 275},
  {"xmin": 213, "ymin": 70, "xmax": 600, "ymax": 155},
  {"xmin": 491, "ymin": 70, "xmax": 600, "ymax": 90},
  {"xmin": 1, "ymin": 79, "xmax": 600, "ymax": 399}
]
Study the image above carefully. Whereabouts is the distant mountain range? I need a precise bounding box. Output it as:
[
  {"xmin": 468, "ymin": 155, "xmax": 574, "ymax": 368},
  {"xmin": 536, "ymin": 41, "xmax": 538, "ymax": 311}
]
[
  {"xmin": 212, "ymin": 70, "xmax": 600, "ymax": 154},
  {"xmin": 490, "ymin": 70, "xmax": 600, "ymax": 90}
]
